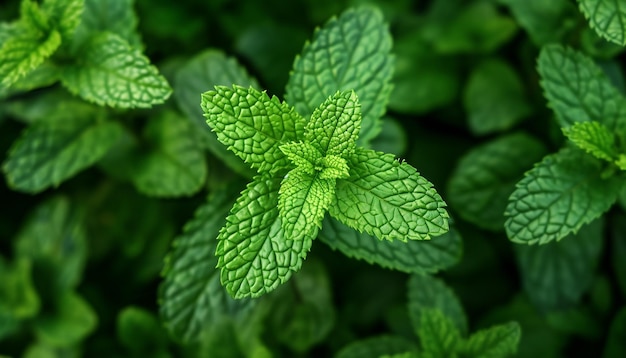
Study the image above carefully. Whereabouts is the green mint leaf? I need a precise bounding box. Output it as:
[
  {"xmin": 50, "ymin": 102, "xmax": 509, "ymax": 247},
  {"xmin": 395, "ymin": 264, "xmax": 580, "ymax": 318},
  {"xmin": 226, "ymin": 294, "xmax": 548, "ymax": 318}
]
[
  {"xmin": 202, "ymin": 85, "xmax": 305, "ymax": 173},
  {"xmin": 278, "ymin": 169, "xmax": 334, "ymax": 241},
  {"xmin": 562, "ymin": 121, "xmax": 618, "ymax": 162},
  {"xmin": 448, "ymin": 132, "xmax": 548, "ymax": 231},
  {"xmin": 418, "ymin": 308, "xmax": 462, "ymax": 356},
  {"xmin": 159, "ymin": 188, "xmax": 254, "ymax": 343},
  {"xmin": 216, "ymin": 174, "xmax": 314, "ymax": 298},
  {"xmin": 603, "ymin": 307, "xmax": 626, "ymax": 358},
  {"xmin": 505, "ymin": 147, "xmax": 622, "ymax": 244},
  {"xmin": 285, "ymin": 7, "xmax": 393, "ymax": 145},
  {"xmin": 20, "ymin": 0, "xmax": 51, "ymax": 35},
  {"xmin": 14, "ymin": 197, "xmax": 87, "ymax": 291},
  {"xmin": 174, "ymin": 50, "xmax": 258, "ymax": 177},
  {"xmin": 306, "ymin": 90, "xmax": 361, "ymax": 158},
  {"xmin": 32, "ymin": 291, "xmax": 97, "ymax": 348},
  {"xmin": 131, "ymin": 111, "xmax": 206, "ymax": 197},
  {"xmin": 117, "ymin": 307, "xmax": 168, "ymax": 353},
  {"xmin": 2, "ymin": 115, "xmax": 124, "ymax": 193},
  {"xmin": 331, "ymin": 147, "xmax": 449, "ymax": 241},
  {"xmin": 500, "ymin": 0, "xmax": 576, "ymax": 45},
  {"xmin": 336, "ymin": 335, "xmax": 419, "ymax": 358},
  {"xmin": 41, "ymin": 0, "xmax": 84, "ymax": 41},
  {"xmin": 279, "ymin": 141, "xmax": 321, "ymax": 174},
  {"xmin": 538, "ymin": 44, "xmax": 626, "ymax": 131},
  {"xmin": 320, "ymin": 217, "xmax": 461, "ymax": 274},
  {"xmin": 579, "ymin": 0, "xmax": 626, "ymax": 46},
  {"xmin": 0, "ymin": 29, "xmax": 61, "ymax": 89},
  {"xmin": 408, "ymin": 274, "xmax": 468, "ymax": 337},
  {"xmin": 319, "ymin": 155, "xmax": 349, "ymax": 179},
  {"xmin": 617, "ymin": 154, "xmax": 626, "ymax": 171},
  {"xmin": 463, "ymin": 59, "xmax": 531, "ymax": 135},
  {"xmin": 0, "ymin": 257, "xmax": 40, "ymax": 319},
  {"xmin": 460, "ymin": 322, "xmax": 521, "ymax": 358},
  {"xmin": 61, "ymin": 32, "xmax": 171, "ymax": 108},
  {"xmin": 515, "ymin": 219, "xmax": 603, "ymax": 311},
  {"xmin": 75, "ymin": 0, "xmax": 141, "ymax": 47}
]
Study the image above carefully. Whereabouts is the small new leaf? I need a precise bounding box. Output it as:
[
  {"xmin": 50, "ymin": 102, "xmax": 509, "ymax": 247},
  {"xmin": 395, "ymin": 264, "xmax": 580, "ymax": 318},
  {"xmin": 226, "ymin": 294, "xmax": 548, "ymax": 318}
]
[
  {"xmin": 61, "ymin": 32, "xmax": 171, "ymax": 108},
  {"xmin": 335, "ymin": 335, "xmax": 419, "ymax": 358},
  {"xmin": 279, "ymin": 141, "xmax": 321, "ymax": 174},
  {"xmin": 460, "ymin": 322, "xmax": 521, "ymax": 357},
  {"xmin": 331, "ymin": 148, "xmax": 449, "ymax": 241},
  {"xmin": 562, "ymin": 121, "xmax": 617, "ymax": 162},
  {"xmin": 579, "ymin": 0, "xmax": 626, "ymax": 46},
  {"xmin": 202, "ymin": 85, "xmax": 306, "ymax": 173},
  {"xmin": 505, "ymin": 148, "xmax": 622, "ymax": 244},
  {"xmin": 306, "ymin": 90, "xmax": 361, "ymax": 158},
  {"xmin": 418, "ymin": 308, "xmax": 462, "ymax": 356},
  {"xmin": 319, "ymin": 155, "xmax": 349, "ymax": 180}
]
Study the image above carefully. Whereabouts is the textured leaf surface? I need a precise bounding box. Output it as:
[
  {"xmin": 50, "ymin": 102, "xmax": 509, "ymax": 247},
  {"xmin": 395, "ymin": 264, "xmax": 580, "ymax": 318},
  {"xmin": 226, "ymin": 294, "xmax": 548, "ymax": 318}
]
[
  {"xmin": 448, "ymin": 133, "xmax": 547, "ymax": 231},
  {"xmin": 278, "ymin": 170, "xmax": 334, "ymax": 241},
  {"xmin": 61, "ymin": 32, "xmax": 171, "ymax": 108},
  {"xmin": 418, "ymin": 308, "xmax": 461, "ymax": 356},
  {"xmin": 306, "ymin": 90, "xmax": 361, "ymax": 157},
  {"xmin": 132, "ymin": 111, "xmax": 206, "ymax": 197},
  {"xmin": 3, "ymin": 116, "xmax": 124, "ymax": 193},
  {"xmin": 319, "ymin": 217, "xmax": 461, "ymax": 274},
  {"xmin": 562, "ymin": 121, "xmax": 617, "ymax": 162},
  {"xmin": 579, "ymin": 0, "xmax": 626, "ymax": 46},
  {"xmin": 463, "ymin": 59, "xmax": 531, "ymax": 135},
  {"xmin": 174, "ymin": 50, "xmax": 258, "ymax": 177},
  {"xmin": 76, "ymin": 0, "xmax": 141, "ymax": 46},
  {"xmin": 408, "ymin": 274, "xmax": 468, "ymax": 336},
  {"xmin": 515, "ymin": 219, "xmax": 603, "ymax": 311},
  {"xmin": 279, "ymin": 141, "xmax": 320, "ymax": 174},
  {"xmin": 202, "ymin": 85, "xmax": 305, "ymax": 173},
  {"xmin": 505, "ymin": 148, "xmax": 622, "ymax": 244},
  {"xmin": 285, "ymin": 7, "xmax": 393, "ymax": 145},
  {"xmin": 331, "ymin": 148, "xmax": 449, "ymax": 241},
  {"xmin": 336, "ymin": 335, "xmax": 418, "ymax": 358},
  {"xmin": 538, "ymin": 44, "xmax": 626, "ymax": 131},
  {"xmin": 460, "ymin": 322, "xmax": 521, "ymax": 357},
  {"xmin": 0, "ymin": 29, "xmax": 61, "ymax": 89},
  {"xmin": 42, "ymin": 0, "xmax": 83, "ymax": 40},
  {"xmin": 159, "ymin": 188, "xmax": 254, "ymax": 343},
  {"xmin": 216, "ymin": 174, "xmax": 314, "ymax": 298}
]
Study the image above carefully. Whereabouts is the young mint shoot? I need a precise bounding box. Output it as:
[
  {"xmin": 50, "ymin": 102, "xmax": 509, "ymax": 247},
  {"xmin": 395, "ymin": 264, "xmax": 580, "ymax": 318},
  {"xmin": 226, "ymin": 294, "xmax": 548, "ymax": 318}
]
[{"xmin": 201, "ymin": 85, "xmax": 449, "ymax": 298}]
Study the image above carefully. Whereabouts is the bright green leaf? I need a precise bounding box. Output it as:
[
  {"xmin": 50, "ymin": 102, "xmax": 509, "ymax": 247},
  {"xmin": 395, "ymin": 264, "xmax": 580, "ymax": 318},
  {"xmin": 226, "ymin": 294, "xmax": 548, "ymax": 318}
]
[
  {"xmin": 448, "ymin": 133, "xmax": 548, "ymax": 231},
  {"xmin": 537, "ymin": 44, "xmax": 626, "ymax": 131},
  {"xmin": 20, "ymin": 0, "xmax": 51, "ymax": 35},
  {"xmin": 463, "ymin": 59, "xmax": 531, "ymax": 135},
  {"xmin": 562, "ymin": 121, "xmax": 618, "ymax": 162},
  {"xmin": 460, "ymin": 322, "xmax": 521, "ymax": 358},
  {"xmin": 278, "ymin": 170, "xmax": 334, "ymax": 241},
  {"xmin": 61, "ymin": 32, "xmax": 171, "ymax": 108},
  {"xmin": 117, "ymin": 306, "xmax": 168, "ymax": 353},
  {"xmin": 174, "ymin": 50, "xmax": 258, "ymax": 177},
  {"xmin": 505, "ymin": 148, "xmax": 622, "ymax": 244},
  {"xmin": 336, "ymin": 335, "xmax": 419, "ymax": 358},
  {"xmin": 75, "ymin": 0, "xmax": 141, "ymax": 47},
  {"xmin": 408, "ymin": 274, "xmax": 468, "ymax": 337},
  {"xmin": 579, "ymin": 0, "xmax": 626, "ymax": 46},
  {"xmin": 0, "ymin": 257, "xmax": 40, "ymax": 319},
  {"xmin": 0, "ymin": 29, "xmax": 61, "ymax": 89},
  {"xmin": 132, "ymin": 111, "xmax": 206, "ymax": 197},
  {"xmin": 603, "ymin": 307, "xmax": 626, "ymax": 358},
  {"xmin": 305, "ymin": 90, "xmax": 361, "ymax": 158},
  {"xmin": 515, "ymin": 219, "xmax": 604, "ymax": 311},
  {"xmin": 279, "ymin": 141, "xmax": 321, "ymax": 174},
  {"xmin": 159, "ymin": 187, "xmax": 254, "ymax": 343},
  {"xmin": 285, "ymin": 7, "xmax": 393, "ymax": 145},
  {"xmin": 42, "ymin": 0, "xmax": 83, "ymax": 40},
  {"xmin": 216, "ymin": 174, "xmax": 314, "ymax": 298},
  {"xmin": 3, "ymin": 115, "xmax": 124, "ymax": 194},
  {"xmin": 33, "ymin": 291, "xmax": 97, "ymax": 348},
  {"xmin": 418, "ymin": 308, "xmax": 462, "ymax": 356},
  {"xmin": 331, "ymin": 147, "xmax": 449, "ymax": 241},
  {"xmin": 319, "ymin": 217, "xmax": 462, "ymax": 274},
  {"xmin": 319, "ymin": 155, "xmax": 349, "ymax": 180},
  {"xmin": 202, "ymin": 85, "xmax": 305, "ymax": 173}
]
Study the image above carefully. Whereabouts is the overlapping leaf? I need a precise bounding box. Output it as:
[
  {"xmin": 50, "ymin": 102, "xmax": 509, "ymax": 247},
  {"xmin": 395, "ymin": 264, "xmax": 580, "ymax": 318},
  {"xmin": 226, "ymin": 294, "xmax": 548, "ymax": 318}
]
[
  {"xmin": 562, "ymin": 121, "xmax": 617, "ymax": 162},
  {"xmin": 418, "ymin": 308, "xmax": 461, "ymax": 356},
  {"xmin": 331, "ymin": 148, "xmax": 449, "ymax": 241},
  {"xmin": 579, "ymin": 0, "xmax": 626, "ymax": 46},
  {"xmin": 459, "ymin": 322, "xmax": 521, "ymax": 357},
  {"xmin": 42, "ymin": 0, "xmax": 84, "ymax": 41}
]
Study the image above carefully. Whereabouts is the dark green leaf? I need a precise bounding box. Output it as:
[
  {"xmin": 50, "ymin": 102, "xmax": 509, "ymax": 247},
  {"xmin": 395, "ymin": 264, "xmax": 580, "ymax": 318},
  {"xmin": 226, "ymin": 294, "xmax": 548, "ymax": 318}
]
[
  {"xmin": 117, "ymin": 306, "xmax": 168, "ymax": 352},
  {"xmin": 460, "ymin": 322, "xmax": 521, "ymax": 358},
  {"xmin": 417, "ymin": 308, "xmax": 461, "ymax": 356},
  {"xmin": 336, "ymin": 335, "xmax": 419, "ymax": 358},
  {"xmin": 603, "ymin": 307, "xmax": 626, "ymax": 358}
]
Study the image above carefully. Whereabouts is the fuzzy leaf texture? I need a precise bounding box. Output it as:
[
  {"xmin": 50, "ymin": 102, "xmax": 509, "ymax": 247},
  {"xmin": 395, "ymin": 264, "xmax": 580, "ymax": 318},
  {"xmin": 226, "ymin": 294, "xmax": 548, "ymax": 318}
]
[
  {"xmin": 335, "ymin": 335, "xmax": 418, "ymax": 358},
  {"xmin": 579, "ymin": 0, "xmax": 626, "ymax": 46},
  {"xmin": 159, "ymin": 188, "xmax": 254, "ymax": 343},
  {"xmin": 537, "ymin": 44, "xmax": 626, "ymax": 132},
  {"xmin": 216, "ymin": 174, "xmax": 314, "ymax": 298},
  {"xmin": 330, "ymin": 147, "xmax": 449, "ymax": 241},
  {"xmin": 319, "ymin": 217, "xmax": 462, "ymax": 274},
  {"xmin": 505, "ymin": 147, "xmax": 623, "ymax": 244},
  {"xmin": 460, "ymin": 322, "xmax": 521, "ymax": 358},
  {"xmin": 305, "ymin": 90, "xmax": 361, "ymax": 157},
  {"xmin": 279, "ymin": 141, "xmax": 321, "ymax": 174},
  {"xmin": 562, "ymin": 121, "xmax": 618, "ymax": 162},
  {"xmin": 3, "ymin": 115, "xmax": 124, "ymax": 193},
  {"xmin": 0, "ymin": 28, "xmax": 61, "ymax": 89},
  {"xmin": 61, "ymin": 32, "xmax": 171, "ymax": 108},
  {"xmin": 202, "ymin": 85, "xmax": 306, "ymax": 173},
  {"xmin": 278, "ymin": 169, "xmax": 335, "ymax": 241},
  {"xmin": 285, "ymin": 7, "xmax": 393, "ymax": 145},
  {"xmin": 132, "ymin": 111, "xmax": 206, "ymax": 197}
]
